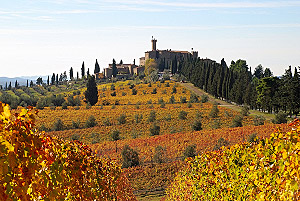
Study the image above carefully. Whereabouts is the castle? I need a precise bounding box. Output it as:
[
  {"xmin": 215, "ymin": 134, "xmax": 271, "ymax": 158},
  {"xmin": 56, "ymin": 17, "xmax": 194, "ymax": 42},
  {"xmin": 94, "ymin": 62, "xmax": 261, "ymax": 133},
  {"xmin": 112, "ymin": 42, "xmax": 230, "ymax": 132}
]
[
  {"xmin": 139, "ymin": 37, "xmax": 198, "ymax": 69},
  {"xmin": 103, "ymin": 37, "xmax": 198, "ymax": 78}
]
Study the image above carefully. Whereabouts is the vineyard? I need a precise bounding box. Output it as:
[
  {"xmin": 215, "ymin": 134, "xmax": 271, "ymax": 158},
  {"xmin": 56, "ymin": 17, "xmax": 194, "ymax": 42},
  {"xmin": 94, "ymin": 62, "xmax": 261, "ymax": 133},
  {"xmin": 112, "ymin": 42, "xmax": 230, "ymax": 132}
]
[
  {"xmin": 166, "ymin": 120, "xmax": 300, "ymax": 200},
  {"xmin": 0, "ymin": 103, "xmax": 135, "ymax": 200},
  {"xmin": 3, "ymin": 80, "xmax": 293, "ymax": 200}
]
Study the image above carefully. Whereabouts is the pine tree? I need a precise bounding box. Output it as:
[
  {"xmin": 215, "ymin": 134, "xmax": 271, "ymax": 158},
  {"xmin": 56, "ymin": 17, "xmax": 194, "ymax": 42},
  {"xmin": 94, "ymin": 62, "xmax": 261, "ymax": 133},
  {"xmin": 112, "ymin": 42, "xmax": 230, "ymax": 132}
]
[
  {"xmin": 94, "ymin": 59, "xmax": 100, "ymax": 74},
  {"xmin": 85, "ymin": 75, "xmax": 98, "ymax": 106},
  {"xmin": 112, "ymin": 59, "xmax": 117, "ymax": 77}
]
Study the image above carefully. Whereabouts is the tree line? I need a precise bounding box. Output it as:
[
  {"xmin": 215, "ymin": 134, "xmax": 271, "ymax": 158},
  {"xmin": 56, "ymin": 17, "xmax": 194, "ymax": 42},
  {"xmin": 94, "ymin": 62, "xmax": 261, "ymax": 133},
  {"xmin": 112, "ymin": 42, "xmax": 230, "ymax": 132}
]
[{"xmin": 179, "ymin": 58, "xmax": 300, "ymax": 116}]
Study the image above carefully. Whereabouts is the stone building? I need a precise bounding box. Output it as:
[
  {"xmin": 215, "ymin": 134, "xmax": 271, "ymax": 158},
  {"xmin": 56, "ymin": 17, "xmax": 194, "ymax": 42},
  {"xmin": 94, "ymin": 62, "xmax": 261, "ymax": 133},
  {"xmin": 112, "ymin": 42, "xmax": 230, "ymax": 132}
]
[
  {"xmin": 139, "ymin": 37, "xmax": 198, "ymax": 69},
  {"xmin": 103, "ymin": 61, "xmax": 144, "ymax": 78}
]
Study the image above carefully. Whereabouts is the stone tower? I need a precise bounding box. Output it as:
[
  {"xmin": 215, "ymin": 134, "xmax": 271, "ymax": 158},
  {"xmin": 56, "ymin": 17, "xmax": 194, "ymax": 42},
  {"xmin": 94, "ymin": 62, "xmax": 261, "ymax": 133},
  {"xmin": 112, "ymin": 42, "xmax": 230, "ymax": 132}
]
[{"xmin": 151, "ymin": 36, "xmax": 157, "ymax": 51}]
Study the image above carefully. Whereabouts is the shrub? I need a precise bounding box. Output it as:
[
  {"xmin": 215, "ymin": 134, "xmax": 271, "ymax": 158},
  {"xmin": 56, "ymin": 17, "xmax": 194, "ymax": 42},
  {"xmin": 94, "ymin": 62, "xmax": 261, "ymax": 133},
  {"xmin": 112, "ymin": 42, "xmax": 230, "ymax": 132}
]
[
  {"xmin": 72, "ymin": 119, "xmax": 80, "ymax": 129},
  {"xmin": 111, "ymin": 129, "xmax": 120, "ymax": 141},
  {"xmin": 122, "ymin": 92, "xmax": 127, "ymax": 96},
  {"xmin": 103, "ymin": 117, "xmax": 112, "ymax": 126},
  {"xmin": 201, "ymin": 94, "xmax": 209, "ymax": 103},
  {"xmin": 209, "ymin": 104, "xmax": 219, "ymax": 118},
  {"xmin": 132, "ymin": 88, "xmax": 137, "ymax": 95},
  {"xmin": 195, "ymin": 110, "xmax": 203, "ymax": 119},
  {"xmin": 180, "ymin": 96, "xmax": 187, "ymax": 103},
  {"xmin": 111, "ymin": 91, "xmax": 116, "ymax": 96},
  {"xmin": 178, "ymin": 110, "xmax": 188, "ymax": 120},
  {"xmin": 149, "ymin": 123, "xmax": 160, "ymax": 136},
  {"xmin": 165, "ymin": 82, "xmax": 170, "ymax": 87},
  {"xmin": 131, "ymin": 129, "xmax": 139, "ymax": 139},
  {"xmin": 147, "ymin": 99, "xmax": 152, "ymax": 104},
  {"xmin": 224, "ymin": 110, "xmax": 232, "ymax": 118},
  {"xmin": 190, "ymin": 93, "xmax": 199, "ymax": 103},
  {"xmin": 272, "ymin": 112, "xmax": 287, "ymax": 124},
  {"xmin": 253, "ymin": 115, "xmax": 265, "ymax": 126},
  {"xmin": 85, "ymin": 115, "xmax": 97, "ymax": 128},
  {"xmin": 183, "ymin": 144, "xmax": 197, "ymax": 159},
  {"xmin": 213, "ymin": 137, "xmax": 229, "ymax": 151},
  {"xmin": 53, "ymin": 118, "xmax": 64, "ymax": 131},
  {"xmin": 172, "ymin": 86, "xmax": 177, "ymax": 94},
  {"xmin": 153, "ymin": 146, "xmax": 167, "ymax": 164},
  {"xmin": 151, "ymin": 88, "xmax": 157, "ymax": 94},
  {"xmin": 169, "ymin": 95, "xmax": 176, "ymax": 104},
  {"xmin": 148, "ymin": 110, "xmax": 156, "ymax": 122},
  {"xmin": 160, "ymin": 102, "xmax": 166, "ymax": 108},
  {"xmin": 117, "ymin": 114, "xmax": 126, "ymax": 124},
  {"xmin": 241, "ymin": 105, "xmax": 250, "ymax": 116},
  {"xmin": 187, "ymin": 102, "xmax": 192, "ymax": 108},
  {"xmin": 111, "ymin": 104, "xmax": 116, "ymax": 109},
  {"xmin": 121, "ymin": 145, "xmax": 139, "ymax": 168},
  {"xmin": 110, "ymin": 84, "xmax": 115, "ymax": 91},
  {"xmin": 162, "ymin": 89, "xmax": 167, "ymax": 94},
  {"xmin": 192, "ymin": 120, "xmax": 202, "ymax": 131},
  {"xmin": 134, "ymin": 114, "xmax": 143, "ymax": 123},
  {"xmin": 232, "ymin": 115, "xmax": 243, "ymax": 127},
  {"xmin": 129, "ymin": 84, "xmax": 135, "ymax": 89},
  {"xmin": 158, "ymin": 98, "xmax": 164, "ymax": 104}
]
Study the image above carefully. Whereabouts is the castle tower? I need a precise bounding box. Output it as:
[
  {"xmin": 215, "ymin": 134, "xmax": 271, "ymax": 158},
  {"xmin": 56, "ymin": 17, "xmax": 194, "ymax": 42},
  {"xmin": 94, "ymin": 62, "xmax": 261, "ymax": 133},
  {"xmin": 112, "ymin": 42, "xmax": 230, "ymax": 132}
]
[{"xmin": 151, "ymin": 36, "xmax": 157, "ymax": 51}]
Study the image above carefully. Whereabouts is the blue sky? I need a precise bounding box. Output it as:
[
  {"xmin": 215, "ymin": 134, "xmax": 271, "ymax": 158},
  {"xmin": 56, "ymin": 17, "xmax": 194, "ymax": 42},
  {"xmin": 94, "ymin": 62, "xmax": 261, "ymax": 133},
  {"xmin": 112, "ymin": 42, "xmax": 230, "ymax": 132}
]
[{"xmin": 0, "ymin": 0, "xmax": 300, "ymax": 77}]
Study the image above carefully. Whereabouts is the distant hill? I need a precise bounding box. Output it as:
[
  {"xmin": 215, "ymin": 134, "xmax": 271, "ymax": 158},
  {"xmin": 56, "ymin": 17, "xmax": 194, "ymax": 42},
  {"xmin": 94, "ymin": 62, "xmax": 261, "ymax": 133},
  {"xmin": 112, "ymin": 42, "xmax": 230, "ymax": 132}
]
[{"xmin": 0, "ymin": 76, "xmax": 49, "ymax": 87}]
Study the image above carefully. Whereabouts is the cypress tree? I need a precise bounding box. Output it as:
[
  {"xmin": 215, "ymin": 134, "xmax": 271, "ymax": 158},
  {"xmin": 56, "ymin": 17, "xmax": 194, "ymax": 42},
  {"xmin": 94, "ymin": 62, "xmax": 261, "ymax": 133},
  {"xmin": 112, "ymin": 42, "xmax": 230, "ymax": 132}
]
[
  {"xmin": 15, "ymin": 80, "xmax": 18, "ymax": 88},
  {"xmin": 87, "ymin": 68, "xmax": 90, "ymax": 76},
  {"xmin": 77, "ymin": 72, "xmax": 79, "ymax": 80},
  {"xmin": 56, "ymin": 74, "xmax": 59, "ymax": 85},
  {"xmin": 69, "ymin": 67, "xmax": 74, "ymax": 80},
  {"xmin": 47, "ymin": 76, "xmax": 50, "ymax": 85},
  {"xmin": 8, "ymin": 82, "xmax": 12, "ymax": 90},
  {"xmin": 94, "ymin": 59, "xmax": 100, "ymax": 74},
  {"xmin": 26, "ymin": 80, "xmax": 28, "ymax": 88},
  {"xmin": 51, "ymin": 73, "xmax": 55, "ymax": 85},
  {"xmin": 112, "ymin": 59, "xmax": 117, "ymax": 77},
  {"xmin": 81, "ymin": 61, "xmax": 85, "ymax": 78},
  {"xmin": 85, "ymin": 75, "xmax": 98, "ymax": 106}
]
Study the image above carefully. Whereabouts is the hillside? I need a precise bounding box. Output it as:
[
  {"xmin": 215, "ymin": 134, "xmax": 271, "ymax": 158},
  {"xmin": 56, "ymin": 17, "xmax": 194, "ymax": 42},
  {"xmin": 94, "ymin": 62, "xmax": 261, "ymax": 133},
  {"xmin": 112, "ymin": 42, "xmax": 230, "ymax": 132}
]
[{"xmin": 3, "ymin": 78, "xmax": 293, "ymax": 200}]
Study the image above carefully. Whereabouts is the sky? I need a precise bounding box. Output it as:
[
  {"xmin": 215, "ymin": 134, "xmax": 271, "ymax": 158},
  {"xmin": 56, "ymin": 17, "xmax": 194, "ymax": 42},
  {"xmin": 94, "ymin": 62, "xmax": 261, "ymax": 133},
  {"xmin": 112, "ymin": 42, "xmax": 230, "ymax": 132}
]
[{"xmin": 0, "ymin": 0, "xmax": 300, "ymax": 78}]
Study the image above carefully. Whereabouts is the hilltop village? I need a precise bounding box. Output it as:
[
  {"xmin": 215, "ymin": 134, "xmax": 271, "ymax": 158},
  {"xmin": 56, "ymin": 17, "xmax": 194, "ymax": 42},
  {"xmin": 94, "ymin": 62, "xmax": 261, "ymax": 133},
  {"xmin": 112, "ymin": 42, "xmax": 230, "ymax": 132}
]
[{"xmin": 101, "ymin": 37, "xmax": 198, "ymax": 79}]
